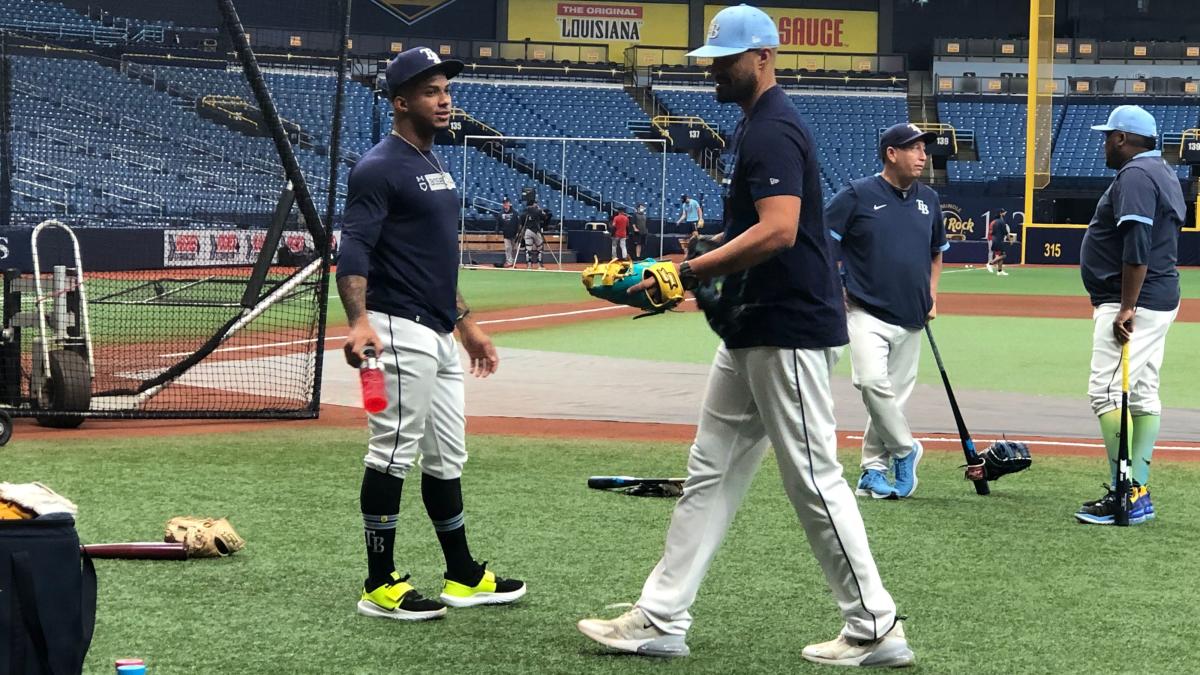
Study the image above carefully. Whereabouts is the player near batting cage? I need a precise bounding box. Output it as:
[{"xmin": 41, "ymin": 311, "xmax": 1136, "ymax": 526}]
[
  {"xmin": 336, "ymin": 47, "xmax": 525, "ymax": 621},
  {"xmin": 1075, "ymin": 105, "xmax": 1184, "ymax": 526},
  {"xmin": 576, "ymin": 5, "xmax": 913, "ymax": 667},
  {"xmin": 824, "ymin": 123, "xmax": 948, "ymax": 500}
]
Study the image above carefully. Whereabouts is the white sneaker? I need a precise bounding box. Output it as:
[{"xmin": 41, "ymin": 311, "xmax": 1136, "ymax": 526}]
[
  {"xmin": 802, "ymin": 619, "xmax": 914, "ymax": 667},
  {"xmin": 986, "ymin": 263, "xmax": 994, "ymax": 273},
  {"xmin": 997, "ymin": 270, "xmax": 1009, "ymax": 276},
  {"xmin": 577, "ymin": 607, "xmax": 690, "ymax": 657}
]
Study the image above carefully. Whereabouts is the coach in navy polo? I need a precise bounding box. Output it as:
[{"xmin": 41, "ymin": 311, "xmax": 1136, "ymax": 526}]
[{"xmin": 826, "ymin": 122, "xmax": 948, "ymax": 500}]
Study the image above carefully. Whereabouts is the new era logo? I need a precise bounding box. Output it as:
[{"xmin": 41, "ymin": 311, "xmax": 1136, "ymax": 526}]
[{"xmin": 769, "ymin": 177, "xmax": 779, "ymax": 185}]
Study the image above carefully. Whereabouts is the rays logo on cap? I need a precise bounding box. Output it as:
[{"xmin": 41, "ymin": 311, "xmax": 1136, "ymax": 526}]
[
  {"xmin": 707, "ymin": 20, "xmax": 720, "ymax": 39},
  {"xmin": 908, "ymin": 123, "xmax": 922, "ymax": 134},
  {"xmin": 420, "ymin": 47, "xmax": 440, "ymax": 63}
]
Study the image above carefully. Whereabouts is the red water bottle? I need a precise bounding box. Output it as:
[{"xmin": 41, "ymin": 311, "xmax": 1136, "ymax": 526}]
[{"xmin": 359, "ymin": 347, "xmax": 387, "ymax": 413}]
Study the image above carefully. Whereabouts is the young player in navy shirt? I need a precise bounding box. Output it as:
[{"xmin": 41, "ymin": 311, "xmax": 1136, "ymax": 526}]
[
  {"xmin": 826, "ymin": 123, "xmax": 948, "ymax": 500},
  {"xmin": 337, "ymin": 47, "xmax": 525, "ymax": 622}
]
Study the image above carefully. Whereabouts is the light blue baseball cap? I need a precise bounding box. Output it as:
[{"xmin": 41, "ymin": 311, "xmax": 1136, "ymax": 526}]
[
  {"xmin": 686, "ymin": 4, "xmax": 780, "ymax": 58},
  {"xmin": 1090, "ymin": 104, "xmax": 1158, "ymax": 137}
]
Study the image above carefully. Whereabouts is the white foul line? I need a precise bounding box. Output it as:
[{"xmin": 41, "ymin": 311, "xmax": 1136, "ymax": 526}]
[
  {"xmin": 846, "ymin": 434, "xmax": 1200, "ymax": 452},
  {"xmin": 157, "ymin": 300, "xmax": 690, "ymax": 358}
]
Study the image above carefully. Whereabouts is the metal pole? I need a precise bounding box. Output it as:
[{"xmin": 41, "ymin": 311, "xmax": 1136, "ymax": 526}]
[
  {"xmin": 460, "ymin": 137, "xmax": 469, "ymax": 267},
  {"xmin": 559, "ymin": 138, "xmax": 566, "ymax": 270},
  {"xmin": 659, "ymin": 138, "xmax": 666, "ymax": 257}
]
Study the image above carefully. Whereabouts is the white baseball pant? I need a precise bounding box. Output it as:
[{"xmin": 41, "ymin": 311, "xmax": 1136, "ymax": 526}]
[
  {"xmin": 846, "ymin": 305, "xmax": 921, "ymax": 471},
  {"xmin": 1088, "ymin": 303, "xmax": 1178, "ymax": 416},
  {"xmin": 362, "ymin": 311, "xmax": 467, "ymax": 479},
  {"xmin": 636, "ymin": 344, "xmax": 898, "ymax": 642}
]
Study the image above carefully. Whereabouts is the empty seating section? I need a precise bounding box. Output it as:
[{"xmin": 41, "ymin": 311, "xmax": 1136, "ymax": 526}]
[
  {"xmin": 451, "ymin": 81, "xmax": 720, "ymax": 221},
  {"xmin": 656, "ymin": 89, "xmax": 908, "ymax": 200},
  {"xmin": 937, "ymin": 100, "xmax": 1034, "ymax": 181},
  {"xmin": 0, "ymin": 0, "xmax": 103, "ymax": 30},
  {"xmin": 1053, "ymin": 103, "xmax": 1196, "ymax": 179}
]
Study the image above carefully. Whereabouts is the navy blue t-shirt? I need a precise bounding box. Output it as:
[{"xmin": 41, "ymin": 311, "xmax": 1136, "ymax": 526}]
[
  {"xmin": 1081, "ymin": 150, "xmax": 1184, "ymax": 311},
  {"xmin": 826, "ymin": 175, "xmax": 947, "ymax": 329},
  {"xmin": 336, "ymin": 134, "xmax": 461, "ymax": 333},
  {"xmin": 719, "ymin": 86, "xmax": 847, "ymax": 350}
]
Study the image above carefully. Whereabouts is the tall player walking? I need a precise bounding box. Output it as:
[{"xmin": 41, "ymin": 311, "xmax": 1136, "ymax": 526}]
[
  {"xmin": 575, "ymin": 5, "xmax": 912, "ymax": 667},
  {"xmin": 1074, "ymin": 105, "xmax": 1183, "ymax": 525},
  {"xmin": 825, "ymin": 123, "xmax": 948, "ymax": 500},
  {"xmin": 337, "ymin": 47, "xmax": 526, "ymax": 621}
]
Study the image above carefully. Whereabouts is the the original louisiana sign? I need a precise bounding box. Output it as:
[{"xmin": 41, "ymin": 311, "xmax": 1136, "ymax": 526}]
[{"xmin": 509, "ymin": 0, "xmax": 688, "ymax": 53}]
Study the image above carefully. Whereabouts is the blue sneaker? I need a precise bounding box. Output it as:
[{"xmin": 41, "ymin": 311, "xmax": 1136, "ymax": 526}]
[
  {"xmin": 855, "ymin": 469, "xmax": 897, "ymax": 500},
  {"xmin": 1131, "ymin": 485, "xmax": 1154, "ymax": 524},
  {"xmin": 1075, "ymin": 486, "xmax": 1141, "ymax": 525},
  {"xmin": 892, "ymin": 441, "xmax": 923, "ymax": 498}
]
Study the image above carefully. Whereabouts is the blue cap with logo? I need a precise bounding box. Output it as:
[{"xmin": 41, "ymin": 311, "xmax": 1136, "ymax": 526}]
[
  {"xmin": 385, "ymin": 47, "xmax": 463, "ymax": 98},
  {"xmin": 686, "ymin": 4, "xmax": 779, "ymax": 58},
  {"xmin": 879, "ymin": 123, "xmax": 937, "ymax": 152},
  {"xmin": 1090, "ymin": 104, "xmax": 1158, "ymax": 137}
]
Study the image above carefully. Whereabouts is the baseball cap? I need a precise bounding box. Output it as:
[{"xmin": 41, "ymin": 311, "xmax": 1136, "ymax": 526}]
[
  {"xmin": 385, "ymin": 47, "xmax": 463, "ymax": 98},
  {"xmin": 1090, "ymin": 104, "xmax": 1158, "ymax": 137},
  {"xmin": 879, "ymin": 123, "xmax": 937, "ymax": 153},
  {"xmin": 687, "ymin": 4, "xmax": 780, "ymax": 58}
]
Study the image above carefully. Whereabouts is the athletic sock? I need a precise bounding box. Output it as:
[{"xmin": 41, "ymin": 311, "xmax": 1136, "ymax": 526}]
[
  {"xmin": 1098, "ymin": 409, "xmax": 1122, "ymax": 486},
  {"xmin": 360, "ymin": 468, "xmax": 404, "ymax": 590},
  {"xmin": 1131, "ymin": 413, "xmax": 1161, "ymax": 486},
  {"xmin": 421, "ymin": 473, "xmax": 483, "ymax": 585}
]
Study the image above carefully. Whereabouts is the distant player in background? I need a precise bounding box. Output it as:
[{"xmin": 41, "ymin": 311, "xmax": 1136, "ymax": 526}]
[
  {"xmin": 496, "ymin": 197, "xmax": 519, "ymax": 267},
  {"xmin": 337, "ymin": 47, "xmax": 526, "ymax": 622},
  {"xmin": 521, "ymin": 200, "xmax": 548, "ymax": 269},
  {"xmin": 611, "ymin": 206, "xmax": 629, "ymax": 260},
  {"xmin": 676, "ymin": 193, "xmax": 704, "ymax": 238},
  {"xmin": 1074, "ymin": 105, "xmax": 1183, "ymax": 525},
  {"xmin": 987, "ymin": 208, "xmax": 1012, "ymax": 275},
  {"xmin": 825, "ymin": 123, "xmax": 947, "ymax": 500},
  {"xmin": 631, "ymin": 202, "xmax": 648, "ymax": 259}
]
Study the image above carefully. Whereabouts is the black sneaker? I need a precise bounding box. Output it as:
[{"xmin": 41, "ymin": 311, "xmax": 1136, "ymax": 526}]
[
  {"xmin": 357, "ymin": 572, "xmax": 447, "ymax": 621},
  {"xmin": 439, "ymin": 562, "xmax": 527, "ymax": 607},
  {"xmin": 1075, "ymin": 486, "xmax": 1138, "ymax": 525}
]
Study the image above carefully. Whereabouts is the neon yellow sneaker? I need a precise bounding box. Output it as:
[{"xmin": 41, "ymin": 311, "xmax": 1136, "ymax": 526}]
[
  {"xmin": 439, "ymin": 563, "xmax": 526, "ymax": 608},
  {"xmin": 356, "ymin": 572, "xmax": 447, "ymax": 621}
]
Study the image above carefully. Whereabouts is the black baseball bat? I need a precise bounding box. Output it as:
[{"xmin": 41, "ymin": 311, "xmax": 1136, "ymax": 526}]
[
  {"xmin": 588, "ymin": 476, "xmax": 685, "ymax": 490},
  {"xmin": 924, "ymin": 324, "xmax": 990, "ymax": 496},
  {"xmin": 1115, "ymin": 343, "xmax": 1131, "ymax": 526}
]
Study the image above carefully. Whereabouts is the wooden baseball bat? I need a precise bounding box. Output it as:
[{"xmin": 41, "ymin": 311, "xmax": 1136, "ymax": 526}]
[
  {"xmin": 81, "ymin": 542, "xmax": 187, "ymax": 560},
  {"xmin": 588, "ymin": 476, "xmax": 685, "ymax": 490},
  {"xmin": 925, "ymin": 325, "xmax": 990, "ymax": 495}
]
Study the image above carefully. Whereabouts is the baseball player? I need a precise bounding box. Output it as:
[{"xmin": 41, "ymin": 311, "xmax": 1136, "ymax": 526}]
[
  {"xmin": 610, "ymin": 206, "xmax": 629, "ymax": 260},
  {"xmin": 825, "ymin": 123, "xmax": 948, "ymax": 500},
  {"xmin": 676, "ymin": 194, "xmax": 704, "ymax": 237},
  {"xmin": 520, "ymin": 200, "xmax": 547, "ymax": 269},
  {"xmin": 337, "ymin": 47, "xmax": 526, "ymax": 621},
  {"xmin": 987, "ymin": 208, "xmax": 1012, "ymax": 275},
  {"xmin": 576, "ymin": 6, "xmax": 912, "ymax": 667},
  {"xmin": 1074, "ymin": 105, "xmax": 1184, "ymax": 525},
  {"xmin": 496, "ymin": 197, "xmax": 519, "ymax": 267}
]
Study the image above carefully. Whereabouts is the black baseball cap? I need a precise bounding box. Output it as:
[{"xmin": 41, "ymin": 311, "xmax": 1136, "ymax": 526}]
[
  {"xmin": 879, "ymin": 123, "xmax": 937, "ymax": 154},
  {"xmin": 385, "ymin": 47, "xmax": 463, "ymax": 98}
]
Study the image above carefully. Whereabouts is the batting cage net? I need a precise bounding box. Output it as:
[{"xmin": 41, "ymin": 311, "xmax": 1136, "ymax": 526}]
[{"xmin": 0, "ymin": 0, "xmax": 357, "ymax": 423}]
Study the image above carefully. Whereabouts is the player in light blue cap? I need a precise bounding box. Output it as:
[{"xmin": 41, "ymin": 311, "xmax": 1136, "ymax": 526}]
[
  {"xmin": 1075, "ymin": 104, "xmax": 1186, "ymax": 525},
  {"xmin": 576, "ymin": 4, "xmax": 913, "ymax": 667}
]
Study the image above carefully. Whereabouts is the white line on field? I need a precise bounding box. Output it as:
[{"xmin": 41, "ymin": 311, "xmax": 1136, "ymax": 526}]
[
  {"xmin": 158, "ymin": 300, "xmax": 692, "ymax": 358},
  {"xmin": 846, "ymin": 434, "xmax": 1200, "ymax": 452}
]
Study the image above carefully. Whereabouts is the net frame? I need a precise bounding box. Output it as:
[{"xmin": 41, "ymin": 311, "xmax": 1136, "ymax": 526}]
[{"xmin": 460, "ymin": 134, "xmax": 669, "ymax": 265}]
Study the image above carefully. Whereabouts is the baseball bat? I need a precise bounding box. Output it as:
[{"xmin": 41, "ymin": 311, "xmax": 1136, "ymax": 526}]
[
  {"xmin": 924, "ymin": 325, "xmax": 990, "ymax": 496},
  {"xmin": 1115, "ymin": 342, "xmax": 1132, "ymax": 527},
  {"xmin": 81, "ymin": 542, "xmax": 187, "ymax": 560},
  {"xmin": 588, "ymin": 476, "xmax": 685, "ymax": 490}
]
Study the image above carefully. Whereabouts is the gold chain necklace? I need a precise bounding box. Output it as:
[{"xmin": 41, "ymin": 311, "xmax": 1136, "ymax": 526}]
[{"xmin": 391, "ymin": 130, "xmax": 446, "ymax": 175}]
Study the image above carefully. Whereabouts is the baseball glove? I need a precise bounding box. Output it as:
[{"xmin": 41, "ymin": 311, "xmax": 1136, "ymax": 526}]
[
  {"xmin": 581, "ymin": 257, "xmax": 684, "ymax": 316},
  {"xmin": 164, "ymin": 516, "xmax": 245, "ymax": 558},
  {"xmin": 978, "ymin": 440, "xmax": 1032, "ymax": 481},
  {"xmin": 623, "ymin": 481, "xmax": 683, "ymax": 498}
]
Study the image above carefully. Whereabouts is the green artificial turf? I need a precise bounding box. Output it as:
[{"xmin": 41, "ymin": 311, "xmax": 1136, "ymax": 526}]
[
  {"xmin": 938, "ymin": 265, "xmax": 1200, "ymax": 298},
  {"xmin": 3, "ymin": 429, "xmax": 1196, "ymax": 673},
  {"xmin": 493, "ymin": 313, "xmax": 1200, "ymax": 409}
]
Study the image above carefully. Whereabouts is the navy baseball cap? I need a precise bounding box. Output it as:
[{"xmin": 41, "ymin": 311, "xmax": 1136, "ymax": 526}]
[
  {"xmin": 879, "ymin": 123, "xmax": 937, "ymax": 152},
  {"xmin": 385, "ymin": 47, "xmax": 463, "ymax": 97},
  {"xmin": 687, "ymin": 4, "xmax": 780, "ymax": 58},
  {"xmin": 1091, "ymin": 104, "xmax": 1158, "ymax": 137}
]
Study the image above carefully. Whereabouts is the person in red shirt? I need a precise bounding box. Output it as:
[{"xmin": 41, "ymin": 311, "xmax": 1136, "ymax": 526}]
[{"xmin": 611, "ymin": 207, "xmax": 630, "ymax": 260}]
